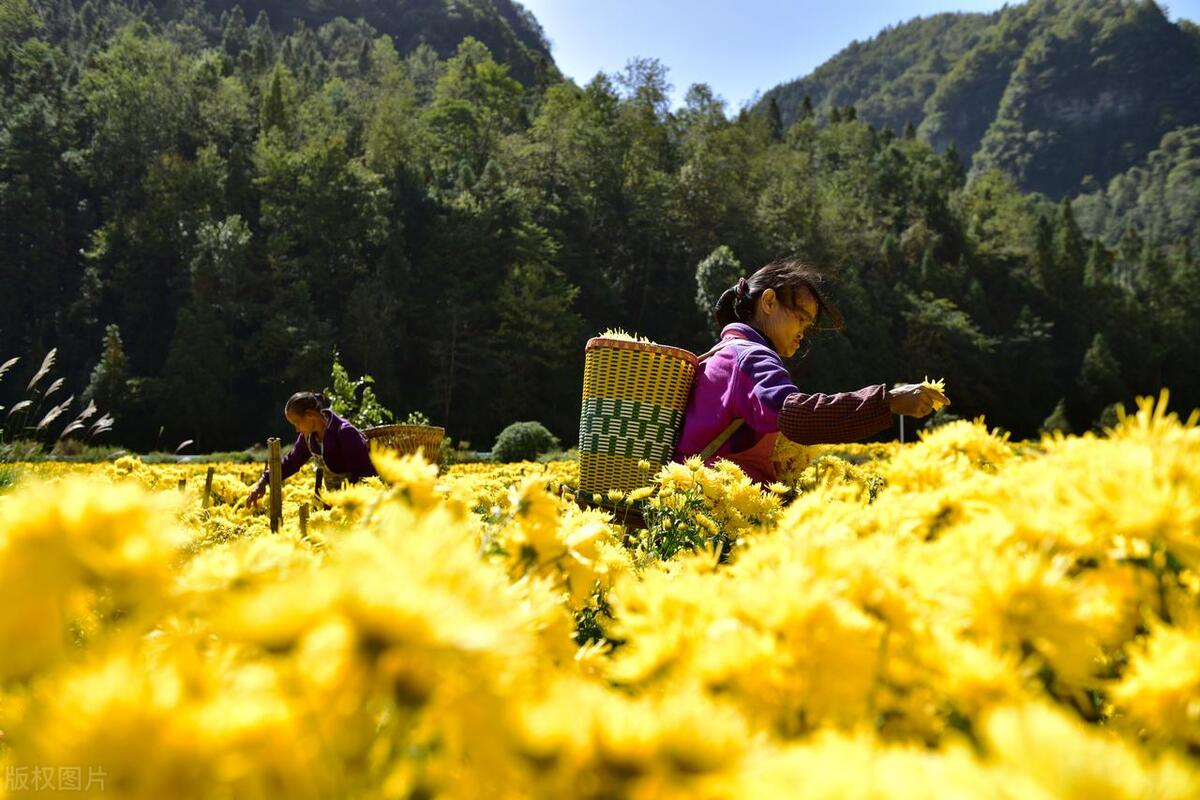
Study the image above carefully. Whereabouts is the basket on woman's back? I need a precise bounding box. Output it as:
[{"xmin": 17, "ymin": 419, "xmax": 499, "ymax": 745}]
[{"xmin": 577, "ymin": 336, "xmax": 699, "ymax": 495}]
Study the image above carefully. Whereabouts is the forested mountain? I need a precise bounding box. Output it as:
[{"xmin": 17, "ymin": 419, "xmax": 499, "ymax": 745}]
[
  {"xmin": 1073, "ymin": 125, "xmax": 1200, "ymax": 246},
  {"xmin": 183, "ymin": 0, "xmax": 555, "ymax": 86},
  {"xmin": 2, "ymin": 0, "xmax": 1198, "ymax": 455},
  {"xmin": 763, "ymin": 12, "xmax": 994, "ymax": 142},
  {"xmin": 761, "ymin": 0, "xmax": 1200, "ymax": 200},
  {"xmin": 29, "ymin": 0, "xmax": 557, "ymax": 84}
]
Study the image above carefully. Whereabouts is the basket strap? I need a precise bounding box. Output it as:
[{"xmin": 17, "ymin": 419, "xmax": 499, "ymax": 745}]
[
  {"xmin": 696, "ymin": 336, "xmax": 751, "ymax": 460},
  {"xmin": 696, "ymin": 333, "xmax": 755, "ymax": 363},
  {"xmin": 699, "ymin": 419, "xmax": 744, "ymax": 460}
]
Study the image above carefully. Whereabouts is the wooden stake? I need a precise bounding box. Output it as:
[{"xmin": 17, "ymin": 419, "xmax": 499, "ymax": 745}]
[
  {"xmin": 299, "ymin": 504, "xmax": 309, "ymax": 539},
  {"xmin": 203, "ymin": 466, "xmax": 214, "ymax": 509},
  {"xmin": 177, "ymin": 478, "xmax": 187, "ymax": 492},
  {"xmin": 268, "ymin": 437, "xmax": 282, "ymax": 533}
]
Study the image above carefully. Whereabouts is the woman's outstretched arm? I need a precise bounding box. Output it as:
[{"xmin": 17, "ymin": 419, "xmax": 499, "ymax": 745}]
[{"xmin": 778, "ymin": 385, "xmax": 893, "ymax": 445}]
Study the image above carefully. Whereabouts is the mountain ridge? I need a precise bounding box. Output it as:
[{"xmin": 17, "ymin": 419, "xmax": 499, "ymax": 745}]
[{"xmin": 759, "ymin": 0, "xmax": 1200, "ymax": 199}]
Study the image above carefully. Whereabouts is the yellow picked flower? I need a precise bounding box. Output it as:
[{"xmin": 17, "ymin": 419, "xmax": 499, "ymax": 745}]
[{"xmin": 922, "ymin": 376, "xmax": 950, "ymax": 410}]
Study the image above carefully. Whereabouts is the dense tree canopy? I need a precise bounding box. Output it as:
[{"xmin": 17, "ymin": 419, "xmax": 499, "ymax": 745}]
[{"xmin": 2, "ymin": 0, "xmax": 1197, "ymax": 452}]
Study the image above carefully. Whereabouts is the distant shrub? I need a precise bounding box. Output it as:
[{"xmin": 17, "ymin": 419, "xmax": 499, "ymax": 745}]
[
  {"xmin": 492, "ymin": 421, "xmax": 559, "ymax": 463},
  {"xmin": 695, "ymin": 245, "xmax": 743, "ymax": 335}
]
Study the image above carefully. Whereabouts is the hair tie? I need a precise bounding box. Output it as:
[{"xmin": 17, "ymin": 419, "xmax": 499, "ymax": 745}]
[{"xmin": 735, "ymin": 277, "xmax": 749, "ymax": 300}]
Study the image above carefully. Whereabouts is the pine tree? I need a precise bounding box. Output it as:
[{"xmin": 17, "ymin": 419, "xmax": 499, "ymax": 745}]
[
  {"xmin": 766, "ymin": 96, "xmax": 784, "ymax": 141},
  {"xmin": 1077, "ymin": 333, "xmax": 1126, "ymax": 417},
  {"xmin": 1136, "ymin": 239, "xmax": 1171, "ymax": 311},
  {"xmin": 78, "ymin": 0, "xmax": 95, "ymax": 31},
  {"xmin": 476, "ymin": 158, "xmax": 506, "ymax": 196},
  {"xmin": 1052, "ymin": 198, "xmax": 1086, "ymax": 295},
  {"xmin": 919, "ymin": 246, "xmax": 937, "ymax": 287},
  {"xmin": 1032, "ymin": 213, "xmax": 1055, "ymax": 291},
  {"xmin": 357, "ymin": 37, "xmax": 372, "ymax": 75},
  {"xmin": 83, "ymin": 324, "xmax": 129, "ymax": 419},
  {"xmin": 260, "ymin": 63, "xmax": 293, "ymax": 134},
  {"xmin": 251, "ymin": 38, "xmax": 270, "ymax": 71},
  {"xmin": 248, "ymin": 10, "xmax": 274, "ymax": 70},
  {"xmin": 880, "ymin": 233, "xmax": 903, "ymax": 278},
  {"xmin": 1116, "ymin": 223, "xmax": 1143, "ymax": 289},
  {"xmin": 455, "ymin": 161, "xmax": 477, "ymax": 193},
  {"xmin": 943, "ymin": 144, "xmax": 964, "ymax": 184},
  {"xmin": 1084, "ymin": 239, "xmax": 1111, "ymax": 287},
  {"xmin": 251, "ymin": 9, "xmax": 272, "ymax": 39},
  {"xmin": 221, "ymin": 5, "xmax": 247, "ymax": 56}
]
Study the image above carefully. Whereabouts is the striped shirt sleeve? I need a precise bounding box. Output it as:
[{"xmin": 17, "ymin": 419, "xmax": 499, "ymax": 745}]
[{"xmin": 778, "ymin": 384, "xmax": 894, "ymax": 445}]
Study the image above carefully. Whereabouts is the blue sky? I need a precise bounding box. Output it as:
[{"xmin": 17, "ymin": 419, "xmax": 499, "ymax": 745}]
[{"xmin": 517, "ymin": 1, "xmax": 1200, "ymax": 109}]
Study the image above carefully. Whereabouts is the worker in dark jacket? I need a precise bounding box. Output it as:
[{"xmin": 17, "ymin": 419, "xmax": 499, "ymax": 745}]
[{"xmin": 246, "ymin": 391, "xmax": 376, "ymax": 506}]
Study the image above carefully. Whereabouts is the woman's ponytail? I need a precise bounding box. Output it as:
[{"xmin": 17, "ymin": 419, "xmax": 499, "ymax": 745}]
[
  {"xmin": 714, "ymin": 286, "xmax": 740, "ymax": 329},
  {"xmin": 713, "ymin": 276, "xmax": 755, "ymax": 330}
]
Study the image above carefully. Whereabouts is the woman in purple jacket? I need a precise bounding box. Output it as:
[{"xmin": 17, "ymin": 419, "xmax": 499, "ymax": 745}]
[
  {"xmin": 245, "ymin": 391, "xmax": 377, "ymax": 506},
  {"xmin": 675, "ymin": 261, "xmax": 948, "ymax": 484}
]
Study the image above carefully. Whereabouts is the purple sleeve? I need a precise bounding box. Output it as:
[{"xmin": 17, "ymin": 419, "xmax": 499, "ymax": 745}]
[
  {"xmin": 339, "ymin": 424, "xmax": 376, "ymax": 478},
  {"xmin": 729, "ymin": 347, "xmax": 799, "ymax": 435},
  {"xmin": 261, "ymin": 433, "xmax": 310, "ymax": 484}
]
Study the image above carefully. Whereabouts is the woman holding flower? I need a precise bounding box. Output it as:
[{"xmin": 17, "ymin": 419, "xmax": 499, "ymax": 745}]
[{"xmin": 674, "ymin": 261, "xmax": 948, "ymax": 484}]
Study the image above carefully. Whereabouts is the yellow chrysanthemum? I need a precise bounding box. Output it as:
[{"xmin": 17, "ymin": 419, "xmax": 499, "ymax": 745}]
[
  {"xmin": 922, "ymin": 376, "xmax": 950, "ymax": 410},
  {"xmin": 4, "ymin": 389, "xmax": 1200, "ymax": 794}
]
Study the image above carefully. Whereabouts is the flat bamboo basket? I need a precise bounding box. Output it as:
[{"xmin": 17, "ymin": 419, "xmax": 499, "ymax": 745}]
[
  {"xmin": 363, "ymin": 424, "xmax": 445, "ymax": 459},
  {"xmin": 578, "ymin": 337, "xmax": 698, "ymax": 494}
]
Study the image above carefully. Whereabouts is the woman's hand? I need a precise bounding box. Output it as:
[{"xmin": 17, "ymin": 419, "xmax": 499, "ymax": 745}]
[
  {"xmin": 245, "ymin": 480, "xmax": 266, "ymax": 508},
  {"xmin": 888, "ymin": 383, "xmax": 950, "ymax": 417}
]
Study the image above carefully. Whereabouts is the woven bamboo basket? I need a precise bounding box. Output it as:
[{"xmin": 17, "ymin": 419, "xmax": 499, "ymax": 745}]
[
  {"xmin": 363, "ymin": 424, "xmax": 445, "ymax": 459},
  {"xmin": 578, "ymin": 337, "xmax": 699, "ymax": 494}
]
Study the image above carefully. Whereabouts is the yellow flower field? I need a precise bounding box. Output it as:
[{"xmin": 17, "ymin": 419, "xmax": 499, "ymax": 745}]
[{"xmin": 2, "ymin": 393, "xmax": 1199, "ymax": 798}]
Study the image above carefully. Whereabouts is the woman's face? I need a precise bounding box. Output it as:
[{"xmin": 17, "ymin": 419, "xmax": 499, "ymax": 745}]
[
  {"xmin": 756, "ymin": 287, "xmax": 818, "ymax": 358},
  {"xmin": 286, "ymin": 409, "xmax": 324, "ymax": 437}
]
